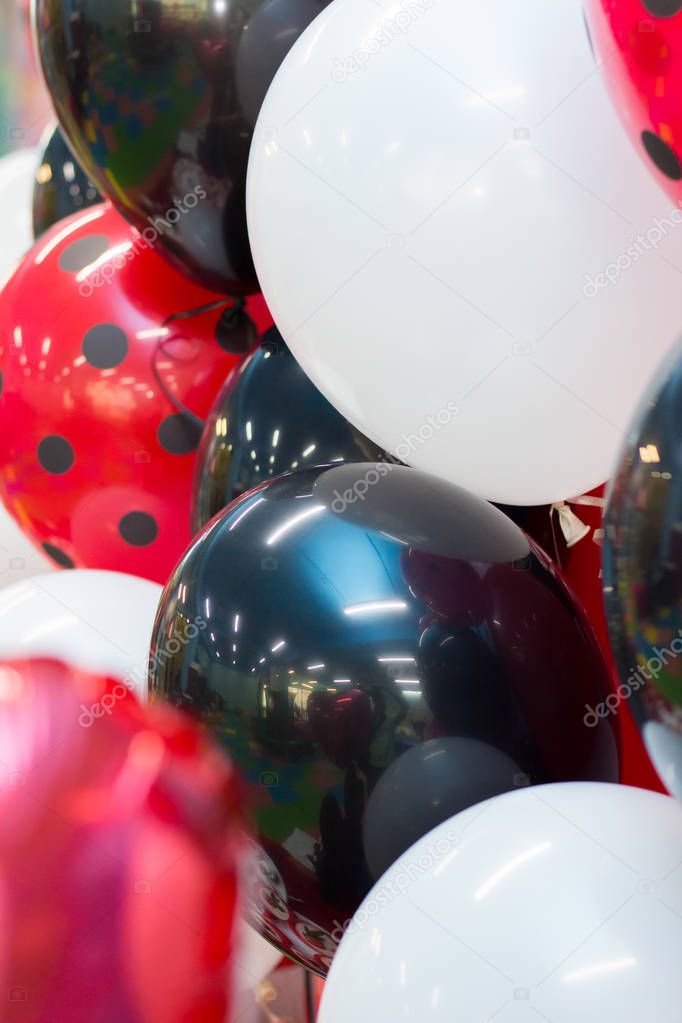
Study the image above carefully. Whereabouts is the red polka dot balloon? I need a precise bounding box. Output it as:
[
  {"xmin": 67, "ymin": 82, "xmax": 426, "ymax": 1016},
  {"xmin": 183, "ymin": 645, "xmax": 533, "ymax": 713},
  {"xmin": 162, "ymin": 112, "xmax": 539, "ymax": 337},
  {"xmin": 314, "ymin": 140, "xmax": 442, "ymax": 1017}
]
[
  {"xmin": 585, "ymin": 0, "xmax": 682, "ymax": 195},
  {"xmin": 0, "ymin": 204, "xmax": 272, "ymax": 583}
]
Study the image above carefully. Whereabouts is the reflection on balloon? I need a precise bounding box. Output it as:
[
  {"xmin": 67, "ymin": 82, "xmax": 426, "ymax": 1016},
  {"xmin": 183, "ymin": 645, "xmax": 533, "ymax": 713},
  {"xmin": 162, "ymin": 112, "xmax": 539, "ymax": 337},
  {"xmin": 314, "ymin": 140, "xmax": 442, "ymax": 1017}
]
[
  {"xmin": 192, "ymin": 327, "xmax": 387, "ymax": 531},
  {"xmin": 604, "ymin": 339, "xmax": 682, "ymax": 799},
  {"xmin": 150, "ymin": 462, "xmax": 618, "ymax": 974},
  {"xmin": 35, "ymin": 0, "xmax": 331, "ymax": 294}
]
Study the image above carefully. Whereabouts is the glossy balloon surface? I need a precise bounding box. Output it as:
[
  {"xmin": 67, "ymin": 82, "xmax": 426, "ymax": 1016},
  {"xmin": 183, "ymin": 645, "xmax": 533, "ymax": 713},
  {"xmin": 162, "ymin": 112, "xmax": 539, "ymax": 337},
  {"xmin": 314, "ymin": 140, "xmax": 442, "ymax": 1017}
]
[
  {"xmin": 0, "ymin": 203, "xmax": 271, "ymax": 583},
  {"xmin": 319, "ymin": 782, "xmax": 682, "ymax": 1023},
  {"xmin": 247, "ymin": 0, "xmax": 682, "ymax": 505},
  {"xmin": 0, "ymin": 657, "xmax": 246, "ymax": 1023},
  {"xmin": 150, "ymin": 463, "xmax": 619, "ymax": 974},
  {"xmin": 585, "ymin": 0, "xmax": 682, "ymax": 201},
  {"xmin": 604, "ymin": 339, "xmax": 682, "ymax": 798},
  {"xmin": 33, "ymin": 125, "xmax": 101, "ymax": 237},
  {"xmin": 192, "ymin": 328, "xmax": 387, "ymax": 531},
  {"xmin": 34, "ymin": 0, "xmax": 330, "ymax": 294}
]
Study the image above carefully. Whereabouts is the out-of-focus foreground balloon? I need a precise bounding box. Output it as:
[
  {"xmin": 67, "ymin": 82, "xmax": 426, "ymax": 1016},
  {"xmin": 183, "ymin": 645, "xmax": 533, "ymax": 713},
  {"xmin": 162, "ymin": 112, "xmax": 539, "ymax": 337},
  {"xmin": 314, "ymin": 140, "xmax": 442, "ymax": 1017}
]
[
  {"xmin": 0, "ymin": 657, "xmax": 247, "ymax": 1023},
  {"xmin": 604, "ymin": 339, "xmax": 682, "ymax": 800},
  {"xmin": 150, "ymin": 462, "xmax": 619, "ymax": 974}
]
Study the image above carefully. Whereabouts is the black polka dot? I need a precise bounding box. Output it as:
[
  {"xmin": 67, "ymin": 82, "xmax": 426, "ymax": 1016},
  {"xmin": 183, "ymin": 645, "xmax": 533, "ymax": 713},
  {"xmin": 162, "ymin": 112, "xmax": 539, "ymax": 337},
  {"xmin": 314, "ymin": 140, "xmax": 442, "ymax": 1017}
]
[
  {"xmin": 157, "ymin": 414, "xmax": 202, "ymax": 455},
  {"xmin": 42, "ymin": 542, "xmax": 74, "ymax": 569},
  {"xmin": 38, "ymin": 435, "xmax": 74, "ymax": 475},
  {"xmin": 119, "ymin": 511, "xmax": 158, "ymax": 547},
  {"xmin": 643, "ymin": 0, "xmax": 682, "ymax": 17},
  {"xmin": 59, "ymin": 234, "xmax": 110, "ymax": 273},
  {"xmin": 82, "ymin": 324, "xmax": 128, "ymax": 369},
  {"xmin": 641, "ymin": 130, "xmax": 682, "ymax": 179}
]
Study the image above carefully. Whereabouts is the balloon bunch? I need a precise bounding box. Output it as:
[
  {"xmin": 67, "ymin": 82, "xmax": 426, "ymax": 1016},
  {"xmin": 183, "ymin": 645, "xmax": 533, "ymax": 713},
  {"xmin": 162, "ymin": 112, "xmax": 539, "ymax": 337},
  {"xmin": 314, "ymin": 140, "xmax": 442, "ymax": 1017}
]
[{"xmin": 0, "ymin": 0, "xmax": 681, "ymax": 1019}]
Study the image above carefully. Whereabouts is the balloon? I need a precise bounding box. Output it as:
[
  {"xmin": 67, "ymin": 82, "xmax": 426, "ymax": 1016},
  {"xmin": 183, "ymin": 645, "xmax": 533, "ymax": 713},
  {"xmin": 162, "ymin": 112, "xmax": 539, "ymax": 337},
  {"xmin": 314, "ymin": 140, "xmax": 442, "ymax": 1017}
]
[
  {"xmin": 0, "ymin": 203, "xmax": 271, "ymax": 584},
  {"xmin": 247, "ymin": 0, "xmax": 682, "ymax": 506},
  {"xmin": 149, "ymin": 462, "xmax": 619, "ymax": 973},
  {"xmin": 192, "ymin": 327, "xmax": 387, "ymax": 532},
  {"xmin": 319, "ymin": 782, "xmax": 682, "ymax": 1023},
  {"xmin": 0, "ymin": 570, "xmax": 161, "ymax": 698},
  {"xmin": 585, "ymin": 0, "xmax": 682, "ymax": 199},
  {"xmin": 0, "ymin": 657, "xmax": 246, "ymax": 1023},
  {"xmin": 34, "ymin": 0, "xmax": 331, "ymax": 295},
  {"xmin": 33, "ymin": 124, "xmax": 101, "ymax": 238},
  {"xmin": 603, "ymin": 339, "xmax": 682, "ymax": 799},
  {"xmin": 0, "ymin": 148, "xmax": 35, "ymax": 284}
]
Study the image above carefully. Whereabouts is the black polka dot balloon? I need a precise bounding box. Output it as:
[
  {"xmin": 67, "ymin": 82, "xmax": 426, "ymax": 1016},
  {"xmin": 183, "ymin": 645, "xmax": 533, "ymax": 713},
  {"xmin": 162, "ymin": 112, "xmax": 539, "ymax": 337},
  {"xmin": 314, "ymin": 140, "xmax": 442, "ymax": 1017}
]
[
  {"xmin": 0, "ymin": 204, "xmax": 272, "ymax": 583},
  {"xmin": 585, "ymin": 0, "xmax": 682, "ymax": 196}
]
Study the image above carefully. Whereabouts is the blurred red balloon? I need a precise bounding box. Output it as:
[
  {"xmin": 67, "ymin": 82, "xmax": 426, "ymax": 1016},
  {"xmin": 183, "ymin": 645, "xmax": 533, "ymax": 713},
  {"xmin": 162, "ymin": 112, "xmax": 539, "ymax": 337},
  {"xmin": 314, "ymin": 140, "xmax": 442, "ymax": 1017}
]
[
  {"xmin": 585, "ymin": 0, "xmax": 682, "ymax": 197},
  {"xmin": 0, "ymin": 657, "xmax": 247, "ymax": 1023},
  {"xmin": 0, "ymin": 203, "xmax": 272, "ymax": 583}
]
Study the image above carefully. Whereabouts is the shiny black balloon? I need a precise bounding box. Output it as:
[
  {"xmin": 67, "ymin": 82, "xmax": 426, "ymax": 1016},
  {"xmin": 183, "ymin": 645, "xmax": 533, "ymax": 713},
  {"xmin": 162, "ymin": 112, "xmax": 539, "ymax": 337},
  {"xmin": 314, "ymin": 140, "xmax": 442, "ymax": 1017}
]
[
  {"xmin": 603, "ymin": 340, "xmax": 682, "ymax": 800},
  {"xmin": 192, "ymin": 328, "xmax": 387, "ymax": 532},
  {"xmin": 150, "ymin": 463, "xmax": 619, "ymax": 975},
  {"xmin": 34, "ymin": 0, "xmax": 330, "ymax": 294},
  {"xmin": 32, "ymin": 126, "xmax": 101, "ymax": 238}
]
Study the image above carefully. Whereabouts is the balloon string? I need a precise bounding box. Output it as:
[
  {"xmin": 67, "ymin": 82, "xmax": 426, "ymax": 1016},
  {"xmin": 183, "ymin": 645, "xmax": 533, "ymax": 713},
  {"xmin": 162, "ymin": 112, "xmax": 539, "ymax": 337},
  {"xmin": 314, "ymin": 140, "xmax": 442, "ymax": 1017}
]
[
  {"xmin": 162, "ymin": 298, "xmax": 231, "ymax": 326},
  {"xmin": 151, "ymin": 341, "xmax": 205, "ymax": 428}
]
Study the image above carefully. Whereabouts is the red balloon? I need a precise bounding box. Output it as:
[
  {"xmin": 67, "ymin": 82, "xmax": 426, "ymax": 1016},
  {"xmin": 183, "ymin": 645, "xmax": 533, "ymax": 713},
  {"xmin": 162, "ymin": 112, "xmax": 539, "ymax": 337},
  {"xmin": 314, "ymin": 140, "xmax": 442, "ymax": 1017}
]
[
  {"xmin": 585, "ymin": 0, "xmax": 682, "ymax": 194},
  {"xmin": 0, "ymin": 658, "xmax": 246, "ymax": 1023},
  {"xmin": 0, "ymin": 204, "xmax": 272, "ymax": 583}
]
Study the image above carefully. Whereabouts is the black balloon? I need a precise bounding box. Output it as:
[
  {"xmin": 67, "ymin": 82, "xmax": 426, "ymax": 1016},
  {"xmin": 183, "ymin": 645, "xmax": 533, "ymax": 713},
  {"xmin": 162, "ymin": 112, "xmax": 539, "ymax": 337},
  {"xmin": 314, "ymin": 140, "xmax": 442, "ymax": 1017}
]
[
  {"xmin": 192, "ymin": 328, "xmax": 387, "ymax": 532},
  {"xmin": 603, "ymin": 340, "xmax": 682, "ymax": 800},
  {"xmin": 33, "ymin": 126, "xmax": 101, "ymax": 238},
  {"xmin": 34, "ymin": 0, "xmax": 330, "ymax": 294},
  {"xmin": 149, "ymin": 463, "xmax": 619, "ymax": 975}
]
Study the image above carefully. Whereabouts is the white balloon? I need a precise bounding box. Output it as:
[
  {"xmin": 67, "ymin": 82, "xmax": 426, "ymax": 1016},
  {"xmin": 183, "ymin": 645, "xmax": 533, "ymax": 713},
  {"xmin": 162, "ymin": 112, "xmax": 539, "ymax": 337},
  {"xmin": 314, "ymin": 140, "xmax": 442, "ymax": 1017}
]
[
  {"xmin": 247, "ymin": 0, "xmax": 682, "ymax": 504},
  {"xmin": 319, "ymin": 782, "xmax": 682, "ymax": 1023},
  {"xmin": 0, "ymin": 148, "xmax": 36, "ymax": 286},
  {"xmin": 0, "ymin": 570, "xmax": 161, "ymax": 697}
]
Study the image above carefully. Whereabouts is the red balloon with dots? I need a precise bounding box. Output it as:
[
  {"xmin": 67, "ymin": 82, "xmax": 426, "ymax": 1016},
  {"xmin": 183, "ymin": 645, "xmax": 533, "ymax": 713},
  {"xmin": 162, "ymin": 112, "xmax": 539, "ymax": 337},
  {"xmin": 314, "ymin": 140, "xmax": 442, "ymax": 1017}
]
[
  {"xmin": 0, "ymin": 657, "xmax": 248, "ymax": 1023},
  {"xmin": 0, "ymin": 203, "xmax": 272, "ymax": 583},
  {"xmin": 585, "ymin": 0, "xmax": 682, "ymax": 195}
]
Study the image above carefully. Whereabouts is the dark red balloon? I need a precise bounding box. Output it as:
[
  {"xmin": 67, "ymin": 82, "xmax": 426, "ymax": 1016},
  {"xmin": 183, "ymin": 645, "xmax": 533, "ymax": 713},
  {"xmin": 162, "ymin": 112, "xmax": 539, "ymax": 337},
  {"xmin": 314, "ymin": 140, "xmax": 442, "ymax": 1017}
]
[
  {"xmin": 0, "ymin": 658, "xmax": 246, "ymax": 1023},
  {"xmin": 585, "ymin": 0, "xmax": 682, "ymax": 195},
  {"xmin": 0, "ymin": 203, "xmax": 272, "ymax": 583}
]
